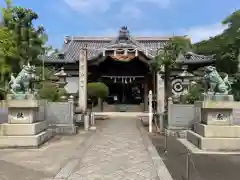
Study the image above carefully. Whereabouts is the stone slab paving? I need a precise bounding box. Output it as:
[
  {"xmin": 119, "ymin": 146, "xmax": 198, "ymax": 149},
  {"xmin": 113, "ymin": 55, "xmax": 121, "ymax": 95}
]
[
  {"xmin": 65, "ymin": 117, "xmax": 165, "ymax": 180},
  {"xmin": 0, "ymin": 130, "xmax": 95, "ymax": 180}
]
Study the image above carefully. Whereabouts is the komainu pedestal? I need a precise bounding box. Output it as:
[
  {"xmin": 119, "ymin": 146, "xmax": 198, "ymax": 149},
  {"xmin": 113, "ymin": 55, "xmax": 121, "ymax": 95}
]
[
  {"xmin": 187, "ymin": 94, "xmax": 240, "ymax": 151},
  {"xmin": 197, "ymin": 94, "xmax": 234, "ymax": 126},
  {"xmin": 0, "ymin": 94, "xmax": 53, "ymax": 148}
]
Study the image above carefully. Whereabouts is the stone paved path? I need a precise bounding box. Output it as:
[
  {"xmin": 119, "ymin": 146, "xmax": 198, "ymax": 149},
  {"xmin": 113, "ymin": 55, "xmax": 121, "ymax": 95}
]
[{"xmin": 66, "ymin": 117, "xmax": 159, "ymax": 180}]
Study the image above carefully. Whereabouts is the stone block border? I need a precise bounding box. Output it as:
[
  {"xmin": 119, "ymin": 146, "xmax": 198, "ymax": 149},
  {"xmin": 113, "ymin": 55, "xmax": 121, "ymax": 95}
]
[{"xmin": 137, "ymin": 120, "xmax": 173, "ymax": 180}]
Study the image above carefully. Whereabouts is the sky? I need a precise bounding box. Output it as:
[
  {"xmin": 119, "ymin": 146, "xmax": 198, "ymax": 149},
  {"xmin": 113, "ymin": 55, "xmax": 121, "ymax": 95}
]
[{"xmin": 0, "ymin": 0, "xmax": 240, "ymax": 49}]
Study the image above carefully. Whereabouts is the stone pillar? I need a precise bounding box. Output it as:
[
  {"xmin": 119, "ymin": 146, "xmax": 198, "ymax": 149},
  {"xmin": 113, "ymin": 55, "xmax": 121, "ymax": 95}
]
[
  {"xmin": 89, "ymin": 112, "xmax": 96, "ymax": 131},
  {"xmin": 144, "ymin": 78, "xmax": 148, "ymax": 112},
  {"xmin": 78, "ymin": 48, "xmax": 88, "ymax": 112}
]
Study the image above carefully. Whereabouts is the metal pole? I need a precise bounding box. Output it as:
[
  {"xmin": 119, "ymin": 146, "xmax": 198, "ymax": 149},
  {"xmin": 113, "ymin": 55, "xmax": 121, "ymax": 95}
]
[
  {"xmin": 149, "ymin": 90, "xmax": 152, "ymax": 132},
  {"xmin": 42, "ymin": 54, "xmax": 45, "ymax": 81},
  {"xmin": 164, "ymin": 128, "xmax": 168, "ymax": 154},
  {"xmin": 186, "ymin": 150, "xmax": 190, "ymax": 180}
]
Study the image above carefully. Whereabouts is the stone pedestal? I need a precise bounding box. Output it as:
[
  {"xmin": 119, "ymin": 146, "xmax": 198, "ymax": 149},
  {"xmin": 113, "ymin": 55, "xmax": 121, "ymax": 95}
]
[
  {"xmin": 0, "ymin": 94, "xmax": 53, "ymax": 148},
  {"xmin": 186, "ymin": 94, "xmax": 240, "ymax": 151},
  {"xmin": 196, "ymin": 94, "xmax": 234, "ymax": 126}
]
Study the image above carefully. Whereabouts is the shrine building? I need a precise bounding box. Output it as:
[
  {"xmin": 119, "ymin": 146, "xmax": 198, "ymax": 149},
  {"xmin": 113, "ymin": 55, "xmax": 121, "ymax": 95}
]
[{"xmin": 43, "ymin": 27, "xmax": 214, "ymax": 111}]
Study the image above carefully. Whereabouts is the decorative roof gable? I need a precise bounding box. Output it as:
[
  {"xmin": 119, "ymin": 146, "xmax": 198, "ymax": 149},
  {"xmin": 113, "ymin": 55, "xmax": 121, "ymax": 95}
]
[{"xmin": 105, "ymin": 26, "xmax": 144, "ymax": 49}]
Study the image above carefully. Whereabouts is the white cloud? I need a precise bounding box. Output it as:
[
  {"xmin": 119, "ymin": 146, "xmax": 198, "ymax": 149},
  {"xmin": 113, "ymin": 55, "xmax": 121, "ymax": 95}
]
[
  {"xmin": 63, "ymin": 0, "xmax": 173, "ymax": 14},
  {"xmin": 132, "ymin": 23, "xmax": 227, "ymax": 43},
  {"xmin": 118, "ymin": 5, "xmax": 142, "ymax": 20},
  {"xmin": 183, "ymin": 23, "xmax": 227, "ymax": 43},
  {"xmin": 134, "ymin": 0, "xmax": 172, "ymax": 8},
  {"xmin": 89, "ymin": 23, "xmax": 227, "ymax": 43},
  {"xmin": 63, "ymin": 0, "xmax": 116, "ymax": 14}
]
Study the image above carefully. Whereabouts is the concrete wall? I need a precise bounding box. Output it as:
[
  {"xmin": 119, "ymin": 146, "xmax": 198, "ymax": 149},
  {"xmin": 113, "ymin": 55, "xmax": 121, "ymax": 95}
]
[
  {"xmin": 45, "ymin": 101, "xmax": 74, "ymax": 125},
  {"xmin": 233, "ymin": 108, "xmax": 240, "ymax": 125},
  {"xmin": 167, "ymin": 104, "xmax": 240, "ymax": 129},
  {"xmin": 0, "ymin": 100, "xmax": 76, "ymax": 134},
  {"xmin": 168, "ymin": 104, "xmax": 195, "ymax": 129}
]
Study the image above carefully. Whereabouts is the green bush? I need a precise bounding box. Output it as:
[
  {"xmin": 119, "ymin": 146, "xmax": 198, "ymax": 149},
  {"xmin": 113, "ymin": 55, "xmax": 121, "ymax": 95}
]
[
  {"xmin": 181, "ymin": 84, "xmax": 203, "ymax": 104},
  {"xmin": 232, "ymin": 73, "xmax": 240, "ymax": 101},
  {"xmin": 0, "ymin": 88, "xmax": 6, "ymax": 100},
  {"xmin": 87, "ymin": 82, "xmax": 109, "ymax": 100},
  {"xmin": 87, "ymin": 82, "xmax": 109, "ymax": 111},
  {"xmin": 38, "ymin": 84, "xmax": 58, "ymax": 101},
  {"xmin": 38, "ymin": 82, "xmax": 67, "ymax": 102}
]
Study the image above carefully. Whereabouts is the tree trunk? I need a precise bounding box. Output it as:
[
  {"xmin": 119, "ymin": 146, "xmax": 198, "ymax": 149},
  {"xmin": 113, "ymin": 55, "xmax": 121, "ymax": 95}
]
[
  {"xmin": 163, "ymin": 64, "xmax": 171, "ymax": 127},
  {"xmin": 100, "ymin": 99, "xmax": 104, "ymax": 112}
]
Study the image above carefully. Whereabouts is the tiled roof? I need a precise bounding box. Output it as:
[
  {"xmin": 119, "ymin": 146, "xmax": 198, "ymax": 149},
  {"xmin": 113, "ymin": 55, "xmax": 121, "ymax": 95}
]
[
  {"xmin": 43, "ymin": 27, "xmax": 214, "ymax": 64},
  {"xmin": 176, "ymin": 52, "xmax": 215, "ymax": 64}
]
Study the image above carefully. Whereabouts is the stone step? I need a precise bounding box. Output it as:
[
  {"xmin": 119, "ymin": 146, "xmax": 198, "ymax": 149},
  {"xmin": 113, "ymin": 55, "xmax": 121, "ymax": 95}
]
[
  {"xmin": 0, "ymin": 130, "xmax": 53, "ymax": 148},
  {"xmin": 194, "ymin": 123, "xmax": 240, "ymax": 138},
  {"xmin": 187, "ymin": 130, "xmax": 240, "ymax": 151},
  {"xmin": 94, "ymin": 112, "xmax": 149, "ymax": 117},
  {"xmin": 1, "ymin": 121, "xmax": 48, "ymax": 136}
]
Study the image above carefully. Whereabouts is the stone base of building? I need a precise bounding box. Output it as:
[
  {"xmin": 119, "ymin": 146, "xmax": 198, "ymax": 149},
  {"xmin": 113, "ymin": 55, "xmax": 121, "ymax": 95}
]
[
  {"xmin": 187, "ymin": 126, "xmax": 240, "ymax": 151},
  {"xmin": 194, "ymin": 123, "xmax": 240, "ymax": 138},
  {"xmin": 0, "ymin": 121, "xmax": 47, "ymax": 136},
  {"xmin": 0, "ymin": 129, "xmax": 53, "ymax": 148},
  {"xmin": 49, "ymin": 124, "xmax": 77, "ymax": 135}
]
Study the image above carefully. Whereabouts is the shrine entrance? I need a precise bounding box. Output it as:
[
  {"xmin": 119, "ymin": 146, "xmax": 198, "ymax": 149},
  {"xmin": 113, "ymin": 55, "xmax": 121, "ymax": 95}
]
[
  {"xmin": 86, "ymin": 26, "xmax": 154, "ymax": 112},
  {"xmin": 102, "ymin": 76, "xmax": 143, "ymax": 104},
  {"xmin": 88, "ymin": 55, "xmax": 152, "ymax": 112}
]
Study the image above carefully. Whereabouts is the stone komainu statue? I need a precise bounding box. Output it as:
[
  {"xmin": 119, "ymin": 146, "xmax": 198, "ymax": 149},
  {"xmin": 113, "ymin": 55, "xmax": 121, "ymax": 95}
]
[
  {"xmin": 203, "ymin": 66, "xmax": 231, "ymax": 94},
  {"xmin": 8, "ymin": 63, "xmax": 37, "ymax": 94}
]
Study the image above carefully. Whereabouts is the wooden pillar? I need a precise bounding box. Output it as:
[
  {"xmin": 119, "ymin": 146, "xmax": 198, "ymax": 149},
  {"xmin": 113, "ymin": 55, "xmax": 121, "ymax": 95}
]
[
  {"xmin": 78, "ymin": 48, "xmax": 88, "ymax": 112},
  {"xmin": 144, "ymin": 77, "xmax": 148, "ymax": 112}
]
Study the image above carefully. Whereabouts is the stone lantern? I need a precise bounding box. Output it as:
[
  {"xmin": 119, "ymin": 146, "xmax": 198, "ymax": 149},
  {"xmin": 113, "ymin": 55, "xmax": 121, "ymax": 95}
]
[
  {"xmin": 54, "ymin": 67, "xmax": 68, "ymax": 101},
  {"xmin": 54, "ymin": 67, "xmax": 68, "ymax": 88},
  {"xmin": 177, "ymin": 65, "xmax": 194, "ymax": 95}
]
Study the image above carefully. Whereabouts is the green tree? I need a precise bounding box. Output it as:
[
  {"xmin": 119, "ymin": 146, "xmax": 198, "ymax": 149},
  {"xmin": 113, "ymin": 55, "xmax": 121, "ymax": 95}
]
[
  {"xmin": 87, "ymin": 82, "xmax": 109, "ymax": 111},
  {"xmin": 1, "ymin": 0, "xmax": 49, "ymax": 72},
  {"xmin": 194, "ymin": 9, "xmax": 240, "ymax": 75},
  {"xmin": 151, "ymin": 37, "xmax": 191, "ymax": 112},
  {"xmin": 35, "ymin": 67, "xmax": 65, "ymax": 101},
  {"xmin": 0, "ymin": 26, "xmax": 17, "ymax": 89}
]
